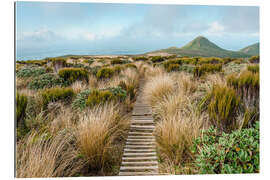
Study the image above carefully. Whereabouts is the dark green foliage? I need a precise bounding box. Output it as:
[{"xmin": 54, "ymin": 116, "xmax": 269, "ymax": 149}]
[
  {"xmin": 86, "ymin": 90, "xmax": 114, "ymax": 107},
  {"xmin": 83, "ymin": 59, "xmax": 94, "ymax": 65},
  {"xmin": 58, "ymin": 68, "xmax": 89, "ymax": 84},
  {"xmin": 197, "ymin": 57, "xmax": 223, "ymax": 65},
  {"xmin": 41, "ymin": 87, "xmax": 75, "ymax": 108},
  {"xmin": 163, "ymin": 59, "xmax": 183, "ymax": 69},
  {"xmin": 166, "ymin": 64, "xmax": 180, "ymax": 72},
  {"xmin": 106, "ymin": 87, "xmax": 127, "ymax": 102},
  {"xmin": 111, "ymin": 58, "xmax": 127, "ymax": 65},
  {"xmin": 200, "ymin": 85, "xmax": 240, "ymax": 132},
  {"xmin": 28, "ymin": 73, "xmax": 67, "ymax": 90},
  {"xmin": 49, "ymin": 58, "xmax": 67, "ymax": 66},
  {"xmin": 96, "ymin": 67, "xmax": 115, "ymax": 79},
  {"xmin": 222, "ymin": 58, "xmax": 234, "ymax": 64},
  {"xmin": 133, "ymin": 56, "xmax": 148, "ymax": 61},
  {"xmin": 72, "ymin": 89, "xmax": 91, "ymax": 110},
  {"xmin": 16, "ymin": 93, "xmax": 28, "ymax": 128},
  {"xmin": 193, "ymin": 64, "xmax": 222, "ymax": 77},
  {"xmin": 67, "ymin": 63, "xmax": 86, "ymax": 68},
  {"xmin": 247, "ymin": 65, "xmax": 259, "ymax": 73},
  {"xmin": 118, "ymin": 81, "xmax": 136, "ymax": 101},
  {"xmin": 16, "ymin": 59, "xmax": 48, "ymax": 66},
  {"xmin": 88, "ymin": 66, "xmax": 101, "ymax": 76},
  {"xmin": 151, "ymin": 56, "xmax": 165, "ymax": 63},
  {"xmin": 191, "ymin": 122, "xmax": 259, "ymax": 174},
  {"xmin": 249, "ymin": 56, "xmax": 259, "ymax": 63},
  {"xmin": 179, "ymin": 65, "xmax": 194, "ymax": 73},
  {"xmin": 113, "ymin": 65, "xmax": 123, "ymax": 74},
  {"xmin": 17, "ymin": 67, "xmax": 46, "ymax": 78}
]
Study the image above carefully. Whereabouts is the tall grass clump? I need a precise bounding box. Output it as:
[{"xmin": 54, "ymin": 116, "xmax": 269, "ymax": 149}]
[
  {"xmin": 40, "ymin": 87, "xmax": 75, "ymax": 108},
  {"xmin": 200, "ymin": 85, "xmax": 240, "ymax": 132},
  {"xmin": 16, "ymin": 93, "xmax": 28, "ymax": 128},
  {"xmin": 58, "ymin": 68, "xmax": 88, "ymax": 84},
  {"xmin": 110, "ymin": 58, "xmax": 127, "ymax": 65},
  {"xmin": 49, "ymin": 58, "xmax": 67, "ymax": 72},
  {"xmin": 227, "ymin": 71, "xmax": 259, "ymax": 127},
  {"xmin": 16, "ymin": 131, "xmax": 85, "ymax": 177},
  {"xmin": 143, "ymin": 74, "xmax": 175, "ymax": 105},
  {"xmin": 193, "ymin": 64, "xmax": 222, "ymax": 77},
  {"xmin": 133, "ymin": 56, "xmax": 148, "ymax": 61},
  {"xmin": 247, "ymin": 65, "xmax": 259, "ymax": 73},
  {"xmin": 151, "ymin": 56, "xmax": 165, "ymax": 63},
  {"xmin": 76, "ymin": 103, "xmax": 128, "ymax": 170},
  {"xmin": 249, "ymin": 56, "xmax": 259, "ymax": 64}
]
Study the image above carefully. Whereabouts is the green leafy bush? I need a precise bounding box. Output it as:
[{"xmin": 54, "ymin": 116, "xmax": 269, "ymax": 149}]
[
  {"xmin": 163, "ymin": 59, "xmax": 183, "ymax": 69},
  {"xmin": 106, "ymin": 87, "xmax": 127, "ymax": 102},
  {"xmin": 41, "ymin": 87, "xmax": 75, "ymax": 108},
  {"xmin": 16, "ymin": 93, "xmax": 28, "ymax": 128},
  {"xmin": 247, "ymin": 65, "xmax": 259, "ymax": 73},
  {"xmin": 113, "ymin": 65, "xmax": 123, "ymax": 74},
  {"xmin": 72, "ymin": 89, "xmax": 91, "ymax": 110},
  {"xmin": 17, "ymin": 59, "xmax": 48, "ymax": 66},
  {"xmin": 17, "ymin": 67, "xmax": 46, "ymax": 78},
  {"xmin": 58, "ymin": 68, "xmax": 89, "ymax": 84},
  {"xmin": 96, "ymin": 67, "xmax": 115, "ymax": 79},
  {"xmin": 179, "ymin": 65, "xmax": 194, "ymax": 73},
  {"xmin": 151, "ymin": 56, "xmax": 165, "ymax": 63},
  {"xmin": 166, "ymin": 64, "xmax": 180, "ymax": 72},
  {"xmin": 133, "ymin": 56, "xmax": 148, "ymax": 61},
  {"xmin": 28, "ymin": 73, "xmax": 67, "ymax": 90},
  {"xmin": 249, "ymin": 56, "xmax": 259, "ymax": 64},
  {"xmin": 86, "ymin": 90, "xmax": 114, "ymax": 107},
  {"xmin": 118, "ymin": 81, "xmax": 136, "ymax": 101},
  {"xmin": 49, "ymin": 58, "xmax": 67, "ymax": 66},
  {"xmin": 191, "ymin": 122, "xmax": 259, "ymax": 174},
  {"xmin": 83, "ymin": 59, "xmax": 94, "ymax": 65},
  {"xmin": 200, "ymin": 85, "xmax": 240, "ymax": 132},
  {"xmin": 111, "ymin": 58, "xmax": 127, "ymax": 65},
  {"xmin": 193, "ymin": 64, "xmax": 222, "ymax": 77}
]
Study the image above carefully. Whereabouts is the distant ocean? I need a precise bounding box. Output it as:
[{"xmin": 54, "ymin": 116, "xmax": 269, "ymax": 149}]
[{"xmin": 16, "ymin": 48, "xmax": 147, "ymax": 61}]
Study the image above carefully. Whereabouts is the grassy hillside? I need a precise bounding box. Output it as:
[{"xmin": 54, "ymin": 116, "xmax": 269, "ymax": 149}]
[
  {"xmin": 150, "ymin": 36, "xmax": 253, "ymax": 58},
  {"xmin": 240, "ymin": 42, "xmax": 259, "ymax": 56}
]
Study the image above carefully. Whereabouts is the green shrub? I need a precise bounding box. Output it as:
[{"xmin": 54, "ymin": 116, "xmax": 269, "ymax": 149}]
[
  {"xmin": 113, "ymin": 65, "xmax": 123, "ymax": 74},
  {"xmin": 200, "ymin": 85, "xmax": 240, "ymax": 132},
  {"xmin": 17, "ymin": 67, "xmax": 46, "ymax": 78},
  {"xmin": 179, "ymin": 65, "xmax": 194, "ymax": 73},
  {"xmin": 166, "ymin": 64, "xmax": 180, "ymax": 72},
  {"xmin": 163, "ymin": 59, "xmax": 183, "ymax": 69},
  {"xmin": 72, "ymin": 89, "xmax": 91, "ymax": 110},
  {"xmin": 83, "ymin": 59, "xmax": 94, "ymax": 65},
  {"xmin": 58, "ymin": 68, "xmax": 88, "ymax": 84},
  {"xmin": 247, "ymin": 65, "xmax": 259, "ymax": 73},
  {"xmin": 198, "ymin": 57, "xmax": 223, "ymax": 65},
  {"xmin": 106, "ymin": 87, "xmax": 127, "ymax": 102},
  {"xmin": 222, "ymin": 58, "xmax": 234, "ymax": 64},
  {"xmin": 41, "ymin": 87, "xmax": 75, "ymax": 108},
  {"xmin": 49, "ymin": 58, "xmax": 67, "ymax": 66},
  {"xmin": 193, "ymin": 64, "xmax": 222, "ymax": 77},
  {"xmin": 28, "ymin": 73, "xmax": 67, "ymax": 90},
  {"xmin": 118, "ymin": 81, "xmax": 136, "ymax": 101},
  {"xmin": 96, "ymin": 67, "xmax": 115, "ymax": 79},
  {"xmin": 111, "ymin": 58, "xmax": 127, "ymax": 65},
  {"xmin": 151, "ymin": 56, "xmax": 165, "ymax": 63},
  {"xmin": 133, "ymin": 56, "xmax": 148, "ymax": 61},
  {"xmin": 17, "ymin": 59, "xmax": 48, "ymax": 66},
  {"xmin": 86, "ymin": 90, "xmax": 114, "ymax": 107},
  {"xmin": 16, "ymin": 93, "xmax": 28, "ymax": 128},
  {"xmin": 67, "ymin": 63, "xmax": 86, "ymax": 69},
  {"xmin": 191, "ymin": 122, "xmax": 259, "ymax": 174},
  {"xmin": 249, "ymin": 56, "xmax": 259, "ymax": 64}
]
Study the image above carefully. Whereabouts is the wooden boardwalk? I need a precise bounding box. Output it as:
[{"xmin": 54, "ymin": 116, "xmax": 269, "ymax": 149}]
[{"xmin": 119, "ymin": 85, "xmax": 159, "ymax": 176}]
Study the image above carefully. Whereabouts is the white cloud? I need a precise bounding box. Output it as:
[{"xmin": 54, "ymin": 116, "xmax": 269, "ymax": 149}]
[
  {"xmin": 206, "ymin": 21, "xmax": 225, "ymax": 34},
  {"xmin": 17, "ymin": 27, "xmax": 61, "ymax": 42}
]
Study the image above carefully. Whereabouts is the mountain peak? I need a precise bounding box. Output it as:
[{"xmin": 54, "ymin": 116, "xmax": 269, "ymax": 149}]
[{"xmin": 181, "ymin": 36, "xmax": 223, "ymax": 51}]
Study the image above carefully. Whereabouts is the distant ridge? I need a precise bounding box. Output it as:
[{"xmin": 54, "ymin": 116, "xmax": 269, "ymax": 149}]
[
  {"xmin": 149, "ymin": 36, "xmax": 258, "ymax": 58},
  {"xmin": 240, "ymin": 42, "xmax": 259, "ymax": 56}
]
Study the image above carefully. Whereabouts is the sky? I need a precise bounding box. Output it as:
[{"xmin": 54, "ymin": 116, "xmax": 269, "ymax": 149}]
[{"xmin": 16, "ymin": 1, "xmax": 259, "ymax": 58}]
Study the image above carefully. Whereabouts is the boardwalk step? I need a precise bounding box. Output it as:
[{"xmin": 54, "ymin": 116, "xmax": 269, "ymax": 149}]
[
  {"xmin": 121, "ymin": 161, "xmax": 158, "ymax": 166},
  {"xmin": 123, "ymin": 152, "xmax": 156, "ymax": 157},
  {"xmin": 125, "ymin": 145, "xmax": 156, "ymax": 149},
  {"xmin": 120, "ymin": 166, "xmax": 158, "ymax": 171},
  {"xmin": 128, "ymin": 132, "xmax": 153, "ymax": 136},
  {"xmin": 126, "ymin": 138, "xmax": 154, "ymax": 142},
  {"xmin": 122, "ymin": 156, "xmax": 157, "ymax": 161},
  {"xmin": 124, "ymin": 149, "xmax": 156, "ymax": 152},
  {"xmin": 127, "ymin": 136, "xmax": 154, "ymax": 139},
  {"xmin": 130, "ymin": 125, "xmax": 155, "ymax": 129},
  {"xmin": 119, "ymin": 171, "xmax": 159, "ymax": 176}
]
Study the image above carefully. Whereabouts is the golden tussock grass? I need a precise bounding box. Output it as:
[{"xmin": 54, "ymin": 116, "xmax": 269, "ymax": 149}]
[
  {"xmin": 71, "ymin": 81, "xmax": 87, "ymax": 93},
  {"xmin": 16, "ymin": 131, "xmax": 85, "ymax": 178},
  {"xmin": 143, "ymin": 73, "xmax": 175, "ymax": 106},
  {"xmin": 76, "ymin": 103, "xmax": 129, "ymax": 170}
]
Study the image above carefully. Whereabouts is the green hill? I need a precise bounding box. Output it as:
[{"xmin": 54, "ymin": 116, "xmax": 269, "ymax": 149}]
[
  {"xmin": 240, "ymin": 42, "xmax": 259, "ymax": 56},
  {"xmin": 150, "ymin": 36, "xmax": 254, "ymax": 58}
]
